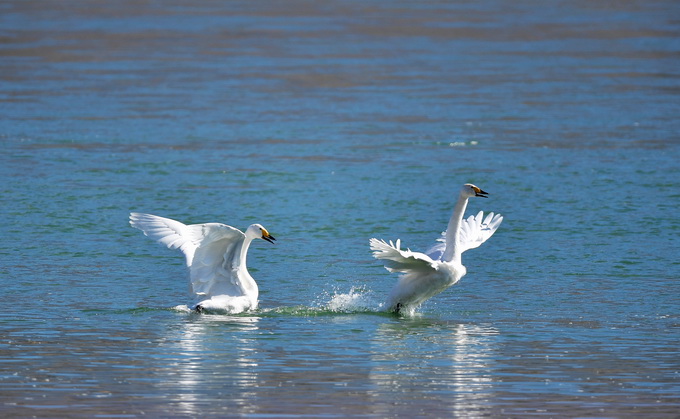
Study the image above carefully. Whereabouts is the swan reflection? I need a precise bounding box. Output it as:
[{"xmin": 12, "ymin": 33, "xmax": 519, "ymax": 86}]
[
  {"xmin": 159, "ymin": 314, "xmax": 260, "ymax": 416},
  {"xmin": 369, "ymin": 319, "xmax": 498, "ymax": 417}
]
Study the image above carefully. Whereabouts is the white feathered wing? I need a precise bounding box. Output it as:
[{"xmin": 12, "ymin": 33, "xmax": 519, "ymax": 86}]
[
  {"xmin": 426, "ymin": 211, "xmax": 503, "ymax": 260},
  {"xmin": 129, "ymin": 213, "xmax": 250, "ymax": 302}
]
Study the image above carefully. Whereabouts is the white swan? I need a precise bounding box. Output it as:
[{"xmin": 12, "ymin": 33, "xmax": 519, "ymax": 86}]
[
  {"xmin": 370, "ymin": 184, "xmax": 503, "ymax": 314},
  {"xmin": 129, "ymin": 213, "xmax": 276, "ymax": 313}
]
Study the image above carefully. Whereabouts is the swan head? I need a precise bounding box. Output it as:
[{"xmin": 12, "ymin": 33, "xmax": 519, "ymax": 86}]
[
  {"xmin": 462, "ymin": 183, "xmax": 488, "ymax": 198},
  {"xmin": 246, "ymin": 224, "xmax": 276, "ymax": 244}
]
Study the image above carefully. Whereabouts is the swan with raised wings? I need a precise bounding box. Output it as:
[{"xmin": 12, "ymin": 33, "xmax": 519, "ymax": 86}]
[
  {"xmin": 370, "ymin": 183, "xmax": 503, "ymax": 315},
  {"xmin": 130, "ymin": 213, "xmax": 276, "ymax": 313}
]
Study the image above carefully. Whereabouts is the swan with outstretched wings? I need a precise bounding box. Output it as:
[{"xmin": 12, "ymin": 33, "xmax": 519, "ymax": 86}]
[
  {"xmin": 130, "ymin": 213, "xmax": 276, "ymax": 313},
  {"xmin": 370, "ymin": 184, "xmax": 503, "ymax": 315}
]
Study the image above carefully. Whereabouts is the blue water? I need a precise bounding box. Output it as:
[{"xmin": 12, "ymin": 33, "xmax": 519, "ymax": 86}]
[{"xmin": 2, "ymin": 1, "xmax": 680, "ymax": 417}]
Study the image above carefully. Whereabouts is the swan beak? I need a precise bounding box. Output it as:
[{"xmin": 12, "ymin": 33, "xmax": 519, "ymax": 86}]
[
  {"xmin": 474, "ymin": 186, "xmax": 489, "ymax": 198},
  {"xmin": 261, "ymin": 228, "xmax": 276, "ymax": 244}
]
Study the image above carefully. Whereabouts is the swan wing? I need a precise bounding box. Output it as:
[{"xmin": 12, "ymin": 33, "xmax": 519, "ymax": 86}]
[
  {"xmin": 130, "ymin": 213, "xmax": 247, "ymax": 298},
  {"xmin": 425, "ymin": 233, "xmax": 447, "ymax": 261},
  {"xmin": 424, "ymin": 211, "xmax": 503, "ymax": 260},
  {"xmin": 457, "ymin": 211, "xmax": 503, "ymax": 253},
  {"xmin": 188, "ymin": 224, "xmax": 247, "ymax": 298},
  {"xmin": 369, "ymin": 238, "xmax": 437, "ymax": 274},
  {"xmin": 130, "ymin": 213, "xmax": 204, "ymax": 265}
]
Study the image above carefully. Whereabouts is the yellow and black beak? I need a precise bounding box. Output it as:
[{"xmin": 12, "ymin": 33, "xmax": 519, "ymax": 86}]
[
  {"xmin": 473, "ymin": 186, "xmax": 489, "ymax": 198},
  {"xmin": 261, "ymin": 228, "xmax": 276, "ymax": 244}
]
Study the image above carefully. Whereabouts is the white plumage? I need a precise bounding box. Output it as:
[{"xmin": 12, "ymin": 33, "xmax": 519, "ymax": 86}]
[
  {"xmin": 129, "ymin": 213, "xmax": 276, "ymax": 313},
  {"xmin": 370, "ymin": 184, "xmax": 503, "ymax": 314}
]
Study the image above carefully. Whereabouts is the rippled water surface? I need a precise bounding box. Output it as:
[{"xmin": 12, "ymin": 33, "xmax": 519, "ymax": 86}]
[{"xmin": 2, "ymin": 1, "xmax": 680, "ymax": 417}]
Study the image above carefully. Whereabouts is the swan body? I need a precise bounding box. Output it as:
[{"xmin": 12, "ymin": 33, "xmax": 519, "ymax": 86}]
[
  {"xmin": 370, "ymin": 184, "xmax": 503, "ymax": 314},
  {"xmin": 129, "ymin": 213, "xmax": 275, "ymax": 313}
]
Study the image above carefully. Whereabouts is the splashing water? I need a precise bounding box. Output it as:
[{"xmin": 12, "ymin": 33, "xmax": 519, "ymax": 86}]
[
  {"xmin": 170, "ymin": 287, "xmax": 383, "ymax": 317},
  {"xmin": 323, "ymin": 286, "xmax": 382, "ymax": 313},
  {"xmin": 172, "ymin": 304, "xmax": 192, "ymax": 313}
]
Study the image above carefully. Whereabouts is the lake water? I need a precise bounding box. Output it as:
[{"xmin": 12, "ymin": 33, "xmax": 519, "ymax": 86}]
[{"xmin": 2, "ymin": 0, "xmax": 679, "ymax": 417}]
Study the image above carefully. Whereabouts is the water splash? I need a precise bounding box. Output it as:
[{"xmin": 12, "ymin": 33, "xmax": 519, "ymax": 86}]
[
  {"xmin": 172, "ymin": 304, "xmax": 192, "ymax": 313},
  {"xmin": 322, "ymin": 286, "xmax": 383, "ymax": 313},
  {"xmin": 166, "ymin": 287, "xmax": 386, "ymax": 317}
]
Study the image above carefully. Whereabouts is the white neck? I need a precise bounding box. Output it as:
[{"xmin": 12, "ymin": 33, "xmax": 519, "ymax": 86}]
[
  {"xmin": 237, "ymin": 236, "xmax": 259, "ymax": 297},
  {"xmin": 240, "ymin": 235, "xmax": 254, "ymax": 268},
  {"xmin": 442, "ymin": 192, "xmax": 470, "ymax": 263}
]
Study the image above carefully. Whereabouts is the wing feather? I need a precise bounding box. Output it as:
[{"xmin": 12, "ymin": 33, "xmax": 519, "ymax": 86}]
[
  {"xmin": 424, "ymin": 211, "xmax": 503, "ymax": 260},
  {"xmin": 129, "ymin": 213, "xmax": 203, "ymax": 265},
  {"xmin": 425, "ymin": 233, "xmax": 447, "ymax": 261},
  {"xmin": 189, "ymin": 235, "xmax": 244, "ymax": 297},
  {"xmin": 369, "ymin": 238, "xmax": 437, "ymax": 275},
  {"xmin": 457, "ymin": 211, "xmax": 503, "ymax": 253}
]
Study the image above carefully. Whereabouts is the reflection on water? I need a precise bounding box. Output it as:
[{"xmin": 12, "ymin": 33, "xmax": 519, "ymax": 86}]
[
  {"xmin": 369, "ymin": 320, "xmax": 498, "ymax": 417},
  {"xmin": 160, "ymin": 314, "xmax": 261, "ymax": 417}
]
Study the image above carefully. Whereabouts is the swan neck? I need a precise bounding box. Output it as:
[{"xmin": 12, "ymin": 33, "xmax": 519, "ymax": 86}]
[
  {"xmin": 442, "ymin": 193, "xmax": 469, "ymax": 263},
  {"xmin": 239, "ymin": 236, "xmax": 254, "ymax": 268},
  {"xmin": 238, "ymin": 235, "xmax": 259, "ymax": 299}
]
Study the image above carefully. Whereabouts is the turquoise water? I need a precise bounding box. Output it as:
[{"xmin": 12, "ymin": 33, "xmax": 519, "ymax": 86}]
[{"xmin": 2, "ymin": 1, "xmax": 680, "ymax": 416}]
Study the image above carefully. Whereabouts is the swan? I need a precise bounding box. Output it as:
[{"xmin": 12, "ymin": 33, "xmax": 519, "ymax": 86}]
[
  {"xmin": 129, "ymin": 213, "xmax": 276, "ymax": 313},
  {"xmin": 370, "ymin": 183, "xmax": 503, "ymax": 315}
]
